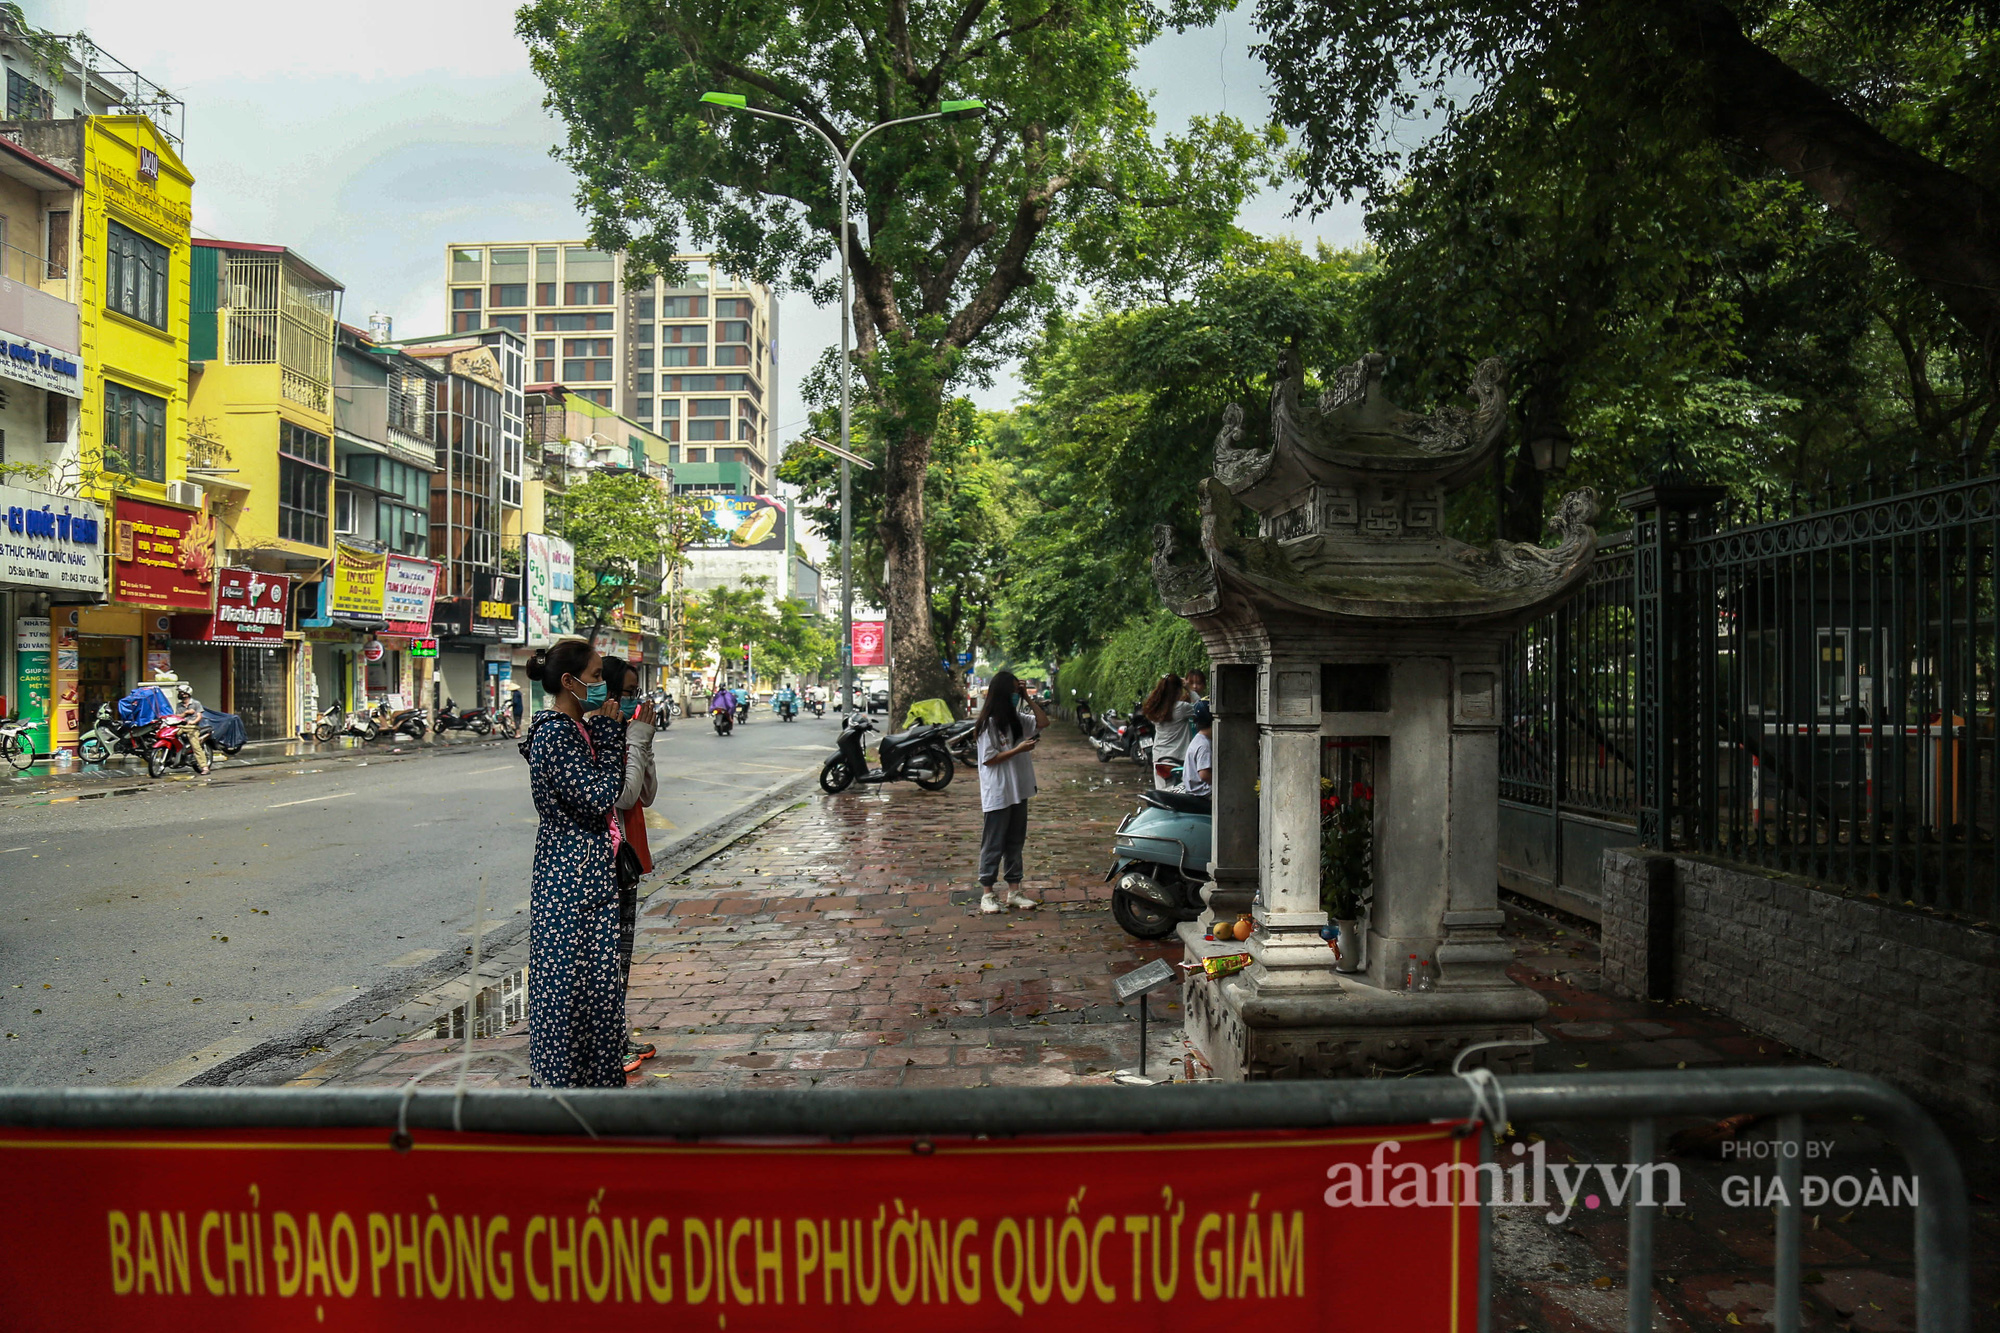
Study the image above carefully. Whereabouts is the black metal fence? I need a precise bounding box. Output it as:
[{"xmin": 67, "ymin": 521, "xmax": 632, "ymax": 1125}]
[{"xmin": 1503, "ymin": 470, "xmax": 2000, "ymax": 923}]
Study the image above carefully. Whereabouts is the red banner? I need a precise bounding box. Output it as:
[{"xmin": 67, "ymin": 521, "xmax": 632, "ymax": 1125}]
[
  {"xmin": 0, "ymin": 1122, "xmax": 1479, "ymax": 1331},
  {"xmin": 852, "ymin": 619, "xmax": 885, "ymax": 667},
  {"xmin": 113, "ymin": 497, "xmax": 214, "ymax": 609},
  {"xmin": 173, "ymin": 567, "xmax": 291, "ymax": 646}
]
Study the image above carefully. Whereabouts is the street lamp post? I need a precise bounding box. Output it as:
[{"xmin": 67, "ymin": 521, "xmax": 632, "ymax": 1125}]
[{"xmin": 700, "ymin": 91, "xmax": 985, "ymax": 713}]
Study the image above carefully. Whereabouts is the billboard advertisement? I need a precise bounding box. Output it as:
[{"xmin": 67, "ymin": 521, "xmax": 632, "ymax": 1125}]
[
  {"xmin": 112, "ymin": 498, "xmax": 213, "ymax": 609},
  {"xmin": 1, "ymin": 483, "xmax": 104, "ymax": 594},
  {"xmin": 328, "ymin": 544, "xmax": 388, "ymax": 620},
  {"xmin": 524, "ymin": 534, "xmax": 552, "ymax": 644},
  {"xmin": 181, "ymin": 567, "xmax": 290, "ymax": 647},
  {"xmin": 690, "ymin": 494, "xmax": 786, "ymax": 551},
  {"xmin": 382, "ymin": 556, "xmax": 440, "ymax": 636}
]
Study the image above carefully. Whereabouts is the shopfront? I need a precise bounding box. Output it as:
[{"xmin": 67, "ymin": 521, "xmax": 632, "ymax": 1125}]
[
  {"xmin": 433, "ymin": 570, "xmax": 521, "ymax": 714},
  {"xmin": 0, "ymin": 484, "xmax": 104, "ymax": 756},
  {"xmin": 378, "ymin": 555, "xmax": 440, "ymax": 713},
  {"xmin": 169, "ymin": 567, "xmax": 293, "ymax": 741},
  {"xmin": 298, "ymin": 543, "xmax": 388, "ymax": 723}
]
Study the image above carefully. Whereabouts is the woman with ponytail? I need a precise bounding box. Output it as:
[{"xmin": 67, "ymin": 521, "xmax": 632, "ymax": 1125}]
[{"xmin": 518, "ymin": 637, "xmax": 629, "ymax": 1087}]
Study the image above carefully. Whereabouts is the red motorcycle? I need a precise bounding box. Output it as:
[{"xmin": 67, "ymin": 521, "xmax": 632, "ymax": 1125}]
[{"xmin": 147, "ymin": 708, "xmax": 210, "ymax": 778}]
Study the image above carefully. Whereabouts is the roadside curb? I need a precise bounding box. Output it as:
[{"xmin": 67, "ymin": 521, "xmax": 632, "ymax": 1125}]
[{"xmin": 175, "ymin": 766, "xmax": 822, "ymax": 1089}]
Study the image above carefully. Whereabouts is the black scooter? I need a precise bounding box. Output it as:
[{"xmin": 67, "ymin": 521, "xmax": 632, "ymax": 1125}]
[
  {"xmin": 1090, "ymin": 708, "xmax": 1153, "ymax": 764},
  {"xmin": 944, "ymin": 718, "xmax": 978, "ymax": 767},
  {"xmin": 434, "ymin": 699, "xmax": 491, "ymax": 736},
  {"xmin": 819, "ymin": 716, "xmax": 954, "ymax": 793},
  {"xmin": 712, "ymin": 707, "xmax": 734, "ymax": 736}
]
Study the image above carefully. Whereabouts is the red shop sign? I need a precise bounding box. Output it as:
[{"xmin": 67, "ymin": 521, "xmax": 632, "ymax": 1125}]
[
  {"xmin": 0, "ymin": 1122, "xmax": 1478, "ymax": 1331},
  {"xmin": 173, "ymin": 567, "xmax": 291, "ymax": 646},
  {"xmin": 114, "ymin": 498, "xmax": 215, "ymax": 610}
]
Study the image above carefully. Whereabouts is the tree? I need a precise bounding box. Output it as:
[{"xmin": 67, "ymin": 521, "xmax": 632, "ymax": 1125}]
[
  {"xmin": 1252, "ymin": 0, "xmax": 2000, "ymax": 371},
  {"xmin": 683, "ymin": 576, "xmax": 835, "ymax": 681},
  {"xmin": 544, "ymin": 471, "xmax": 683, "ymax": 636},
  {"xmin": 518, "ymin": 0, "xmax": 1274, "ymax": 717}
]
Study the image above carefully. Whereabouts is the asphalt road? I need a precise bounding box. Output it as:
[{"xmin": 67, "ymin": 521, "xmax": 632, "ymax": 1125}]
[{"xmin": 0, "ymin": 707, "xmax": 842, "ymax": 1086}]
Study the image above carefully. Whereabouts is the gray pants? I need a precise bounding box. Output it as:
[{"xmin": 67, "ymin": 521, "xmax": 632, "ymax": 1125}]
[{"xmin": 978, "ymin": 800, "xmax": 1029, "ymax": 886}]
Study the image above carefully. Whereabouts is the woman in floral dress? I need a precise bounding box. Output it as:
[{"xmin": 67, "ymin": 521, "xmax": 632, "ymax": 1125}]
[{"xmin": 519, "ymin": 638, "xmax": 628, "ymax": 1087}]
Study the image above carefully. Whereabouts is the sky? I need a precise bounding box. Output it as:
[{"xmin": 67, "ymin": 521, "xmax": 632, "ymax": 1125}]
[{"xmin": 36, "ymin": 0, "xmax": 1368, "ymax": 459}]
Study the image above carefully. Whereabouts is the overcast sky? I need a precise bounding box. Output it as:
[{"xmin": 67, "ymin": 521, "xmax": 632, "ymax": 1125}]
[{"xmin": 37, "ymin": 0, "xmax": 1366, "ymax": 453}]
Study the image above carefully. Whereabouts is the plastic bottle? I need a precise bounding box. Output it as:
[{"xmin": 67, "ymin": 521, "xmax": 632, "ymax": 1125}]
[
  {"xmin": 1403, "ymin": 954, "xmax": 1418, "ymax": 990},
  {"xmin": 1415, "ymin": 959, "xmax": 1437, "ymax": 993}
]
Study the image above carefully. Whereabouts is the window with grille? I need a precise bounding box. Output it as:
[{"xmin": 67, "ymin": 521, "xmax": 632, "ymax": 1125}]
[
  {"xmin": 6, "ymin": 70, "xmax": 51, "ymax": 119},
  {"xmin": 451, "ymin": 288, "xmax": 482, "ymax": 310},
  {"xmin": 661, "ymin": 347, "xmax": 706, "ymax": 367},
  {"xmin": 662, "ymin": 295, "xmax": 706, "ymax": 318},
  {"xmin": 279, "ymin": 422, "xmax": 331, "ymax": 547},
  {"xmin": 565, "ymin": 282, "xmax": 614, "ymax": 305},
  {"xmin": 107, "ymin": 222, "xmax": 170, "ymax": 329},
  {"xmin": 103, "ymin": 382, "xmax": 166, "ymax": 481}
]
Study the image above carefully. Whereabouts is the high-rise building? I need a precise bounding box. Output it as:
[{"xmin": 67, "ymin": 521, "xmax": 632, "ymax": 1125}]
[{"xmin": 441, "ymin": 242, "xmax": 776, "ymax": 492}]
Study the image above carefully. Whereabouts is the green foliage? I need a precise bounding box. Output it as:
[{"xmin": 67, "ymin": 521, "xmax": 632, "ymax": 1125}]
[
  {"xmin": 543, "ymin": 472, "xmax": 687, "ymax": 634},
  {"xmin": 1050, "ymin": 606, "xmax": 1207, "ymax": 716},
  {"xmin": 1319, "ymin": 783, "xmax": 1373, "ymax": 921},
  {"xmin": 684, "ymin": 577, "xmax": 837, "ymax": 679}
]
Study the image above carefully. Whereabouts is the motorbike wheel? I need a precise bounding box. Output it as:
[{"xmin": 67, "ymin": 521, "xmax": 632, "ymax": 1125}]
[
  {"xmin": 470, "ymin": 717, "xmax": 491, "ymax": 736},
  {"xmin": 1112, "ymin": 889, "xmax": 1181, "ymax": 940},
  {"xmin": 361, "ymin": 720, "xmax": 380, "ymax": 741},
  {"xmin": 819, "ymin": 756, "xmax": 856, "ymax": 794},
  {"xmin": 79, "ymin": 736, "xmax": 110, "ymax": 764},
  {"xmin": 146, "ymin": 745, "xmax": 167, "ymax": 779},
  {"xmin": 910, "ymin": 746, "xmax": 954, "ymax": 791},
  {"xmin": 407, "ymin": 721, "xmax": 428, "ymax": 739},
  {"xmin": 314, "ymin": 721, "xmax": 336, "ymax": 742}
]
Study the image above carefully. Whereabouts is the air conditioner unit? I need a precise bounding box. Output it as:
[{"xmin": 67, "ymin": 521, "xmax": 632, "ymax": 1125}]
[{"xmin": 165, "ymin": 480, "xmax": 204, "ymax": 508}]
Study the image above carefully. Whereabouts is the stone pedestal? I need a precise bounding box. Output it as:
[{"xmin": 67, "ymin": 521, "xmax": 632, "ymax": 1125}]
[{"xmin": 1152, "ymin": 351, "xmax": 1589, "ymax": 1081}]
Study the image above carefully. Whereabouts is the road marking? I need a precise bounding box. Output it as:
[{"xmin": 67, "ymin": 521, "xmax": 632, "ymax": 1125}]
[
  {"xmin": 290, "ymin": 986, "xmax": 359, "ymax": 1010},
  {"xmin": 1, "ymin": 846, "xmax": 28, "ymax": 853},
  {"xmin": 386, "ymin": 948, "xmax": 444, "ymax": 967},
  {"xmin": 464, "ymin": 765, "xmax": 514, "ymax": 775},
  {"xmin": 268, "ymin": 791, "xmax": 355, "ymax": 809}
]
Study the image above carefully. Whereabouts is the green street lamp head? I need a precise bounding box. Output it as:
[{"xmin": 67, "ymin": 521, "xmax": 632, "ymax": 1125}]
[
  {"xmin": 939, "ymin": 98, "xmax": 986, "ymax": 121},
  {"xmin": 700, "ymin": 92, "xmax": 748, "ymax": 109}
]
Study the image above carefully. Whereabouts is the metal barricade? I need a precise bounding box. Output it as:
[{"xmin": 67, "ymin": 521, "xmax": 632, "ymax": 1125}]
[{"xmin": 0, "ymin": 1067, "xmax": 1968, "ymax": 1331}]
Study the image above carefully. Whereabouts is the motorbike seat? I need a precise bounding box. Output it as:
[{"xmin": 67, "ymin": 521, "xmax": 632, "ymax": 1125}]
[{"xmin": 1141, "ymin": 789, "xmax": 1211, "ymax": 815}]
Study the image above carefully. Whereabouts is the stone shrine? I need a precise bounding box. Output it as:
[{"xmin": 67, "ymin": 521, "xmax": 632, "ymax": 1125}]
[{"xmin": 1155, "ymin": 351, "xmax": 1598, "ymax": 1078}]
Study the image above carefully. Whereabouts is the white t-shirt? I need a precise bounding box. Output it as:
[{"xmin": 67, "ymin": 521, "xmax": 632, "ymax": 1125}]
[
  {"xmin": 1182, "ymin": 728, "xmax": 1213, "ymax": 795},
  {"xmin": 976, "ymin": 706, "xmax": 1041, "ymax": 812},
  {"xmin": 1152, "ymin": 699, "xmax": 1197, "ymax": 760}
]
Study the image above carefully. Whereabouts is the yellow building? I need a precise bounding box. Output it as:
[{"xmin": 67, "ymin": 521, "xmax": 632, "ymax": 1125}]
[
  {"xmin": 183, "ymin": 239, "xmax": 343, "ymax": 739},
  {"xmin": 1, "ymin": 113, "xmax": 197, "ymax": 748}
]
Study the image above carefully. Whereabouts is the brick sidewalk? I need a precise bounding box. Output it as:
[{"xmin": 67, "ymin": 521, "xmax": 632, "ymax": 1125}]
[{"xmin": 323, "ymin": 724, "xmax": 1998, "ymax": 1330}]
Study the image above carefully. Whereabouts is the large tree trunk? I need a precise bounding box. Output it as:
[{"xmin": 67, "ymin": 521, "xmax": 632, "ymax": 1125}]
[
  {"xmin": 879, "ymin": 424, "xmax": 951, "ymax": 723},
  {"xmin": 1674, "ymin": 0, "xmax": 2000, "ymax": 364}
]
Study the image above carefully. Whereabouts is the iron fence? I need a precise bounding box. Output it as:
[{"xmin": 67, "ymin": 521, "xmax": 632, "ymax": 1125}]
[
  {"xmin": 0, "ymin": 1068, "xmax": 1971, "ymax": 1332},
  {"xmin": 1503, "ymin": 468, "xmax": 2000, "ymax": 922}
]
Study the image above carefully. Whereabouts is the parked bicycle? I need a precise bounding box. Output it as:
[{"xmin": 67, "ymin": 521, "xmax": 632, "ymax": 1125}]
[{"xmin": 0, "ymin": 716, "xmax": 38, "ymax": 771}]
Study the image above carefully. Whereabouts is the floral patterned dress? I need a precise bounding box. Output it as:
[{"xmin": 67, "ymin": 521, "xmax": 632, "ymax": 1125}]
[{"xmin": 521, "ymin": 708, "xmax": 628, "ymax": 1088}]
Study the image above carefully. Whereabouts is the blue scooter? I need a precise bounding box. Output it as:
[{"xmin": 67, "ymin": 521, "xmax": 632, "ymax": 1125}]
[{"xmin": 1106, "ymin": 787, "xmax": 1213, "ymax": 939}]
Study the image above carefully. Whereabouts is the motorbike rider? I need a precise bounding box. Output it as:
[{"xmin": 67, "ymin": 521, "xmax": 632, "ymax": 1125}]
[
  {"xmin": 710, "ymin": 683, "xmax": 738, "ymax": 721},
  {"xmin": 773, "ymin": 683, "xmax": 799, "ymax": 718},
  {"xmin": 170, "ymin": 682, "xmax": 209, "ymax": 769}
]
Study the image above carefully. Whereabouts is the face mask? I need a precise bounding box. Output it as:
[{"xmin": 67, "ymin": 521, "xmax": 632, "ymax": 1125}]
[
  {"xmin": 620, "ymin": 697, "xmax": 640, "ymax": 720},
  {"xmin": 570, "ymin": 678, "xmax": 609, "ymax": 708}
]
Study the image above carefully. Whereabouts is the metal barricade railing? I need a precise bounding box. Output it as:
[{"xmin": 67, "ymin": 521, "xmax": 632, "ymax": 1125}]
[{"xmin": 0, "ymin": 1067, "xmax": 1969, "ymax": 1331}]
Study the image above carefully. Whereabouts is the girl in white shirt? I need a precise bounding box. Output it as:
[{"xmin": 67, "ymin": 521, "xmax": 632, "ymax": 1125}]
[{"xmin": 975, "ymin": 669, "xmax": 1050, "ymax": 914}]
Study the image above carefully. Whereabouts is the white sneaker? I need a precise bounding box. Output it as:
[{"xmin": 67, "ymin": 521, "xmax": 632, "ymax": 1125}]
[
  {"xmin": 979, "ymin": 891, "xmax": 1005, "ymax": 914},
  {"xmin": 1006, "ymin": 890, "xmax": 1040, "ymax": 910}
]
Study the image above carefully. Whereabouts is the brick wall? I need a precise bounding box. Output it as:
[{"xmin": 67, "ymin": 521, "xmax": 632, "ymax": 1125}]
[{"xmin": 1602, "ymin": 848, "xmax": 2000, "ymax": 1132}]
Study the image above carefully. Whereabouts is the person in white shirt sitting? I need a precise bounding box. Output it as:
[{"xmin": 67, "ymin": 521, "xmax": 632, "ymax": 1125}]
[{"xmin": 1180, "ymin": 705, "xmax": 1213, "ymax": 796}]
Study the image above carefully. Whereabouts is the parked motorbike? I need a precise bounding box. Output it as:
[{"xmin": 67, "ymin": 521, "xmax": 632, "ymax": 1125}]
[
  {"xmin": 1074, "ymin": 698, "xmax": 1095, "ymax": 735},
  {"xmin": 434, "ymin": 699, "xmax": 492, "ymax": 736},
  {"xmin": 146, "ymin": 708, "xmax": 211, "ymax": 778},
  {"xmin": 79, "ymin": 703, "xmax": 152, "ymax": 764},
  {"xmin": 944, "ymin": 718, "xmax": 979, "ymax": 768},
  {"xmin": 819, "ymin": 716, "xmax": 954, "ymax": 793},
  {"xmin": 1089, "ymin": 708, "xmax": 1154, "ymax": 765},
  {"xmin": 712, "ymin": 707, "xmax": 735, "ymax": 736},
  {"xmin": 312, "ymin": 702, "xmax": 346, "ymax": 743},
  {"xmin": 1106, "ymin": 788, "xmax": 1213, "ymax": 939},
  {"xmin": 369, "ymin": 701, "xmax": 428, "ymax": 740}
]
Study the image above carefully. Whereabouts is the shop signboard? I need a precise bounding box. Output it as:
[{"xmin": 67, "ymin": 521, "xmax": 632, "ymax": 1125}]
[
  {"xmin": 410, "ymin": 638, "xmax": 438, "ymax": 658},
  {"xmin": 329, "ymin": 544, "xmax": 388, "ymax": 620},
  {"xmin": 549, "ymin": 537, "xmax": 574, "ymax": 602},
  {"xmin": 183, "ymin": 568, "xmax": 290, "ymax": 647},
  {"xmin": 524, "ymin": 535, "xmax": 552, "ymax": 643},
  {"xmin": 690, "ymin": 494, "xmax": 786, "ymax": 550},
  {"xmin": 12, "ymin": 616, "xmax": 49, "ymax": 754},
  {"xmin": 476, "ymin": 572, "xmax": 521, "ymax": 641},
  {"xmin": 852, "ymin": 619, "xmax": 886, "ymax": 667},
  {"xmin": 382, "ymin": 556, "xmax": 440, "ymax": 636},
  {"xmin": 111, "ymin": 498, "xmax": 212, "ymax": 610},
  {"xmin": 1, "ymin": 484, "xmax": 104, "ymax": 594},
  {"xmin": 0, "ymin": 332, "xmax": 81, "ymax": 398}
]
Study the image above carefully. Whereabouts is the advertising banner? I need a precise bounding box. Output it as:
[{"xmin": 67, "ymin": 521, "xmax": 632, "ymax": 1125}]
[
  {"xmin": 0, "ymin": 331, "xmax": 81, "ymax": 397},
  {"xmin": 476, "ymin": 572, "xmax": 522, "ymax": 641},
  {"xmin": 852, "ymin": 619, "xmax": 886, "ymax": 667},
  {"xmin": 112, "ymin": 498, "xmax": 213, "ymax": 609},
  {"xmin": 0, "ymin": 1121, "xmax": 1478, "ymax": 1331},
  {"xmin": 0, "ymin": 484, "xmax": 104, "ymax": 594},
  {"xmin": 181, "ymin": 568, "xmax": 290, "ymax": 647},
  {"xmin": 12, "ymin": 615, "xmax": 49, "ymax": 754},
  {"xmin": 329, "ymin": 545, "xmax": 388, "ymax": 620},
  {"xmin": 690, "ymin": 494, "xmax": 786, "ymax": 551},
  {"xmin": 549, "ymin": 537, "xmax": 574, "ymax": 603},
  {"xmin": 383, "ymin": 557, "xmax": 440, "ymax": 636},
  {"xmin": 524, "ymin": 534, "xmax": 551, "ymax": 644}
]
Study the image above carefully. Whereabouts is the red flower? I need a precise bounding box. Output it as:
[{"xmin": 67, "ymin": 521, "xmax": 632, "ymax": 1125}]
[
  {"xmin": 1320, "ymin": 794, "xmax": 1341, "ymax": 815},
  {"xmin": 1351, "ymin": 781, "xmax": 1374, "ymax": 802}
]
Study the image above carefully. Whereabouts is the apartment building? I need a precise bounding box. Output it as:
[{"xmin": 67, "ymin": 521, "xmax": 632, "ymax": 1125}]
[{"xmin": 441, "ymin": 243, "xmax": 776, "ymax": 493}]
